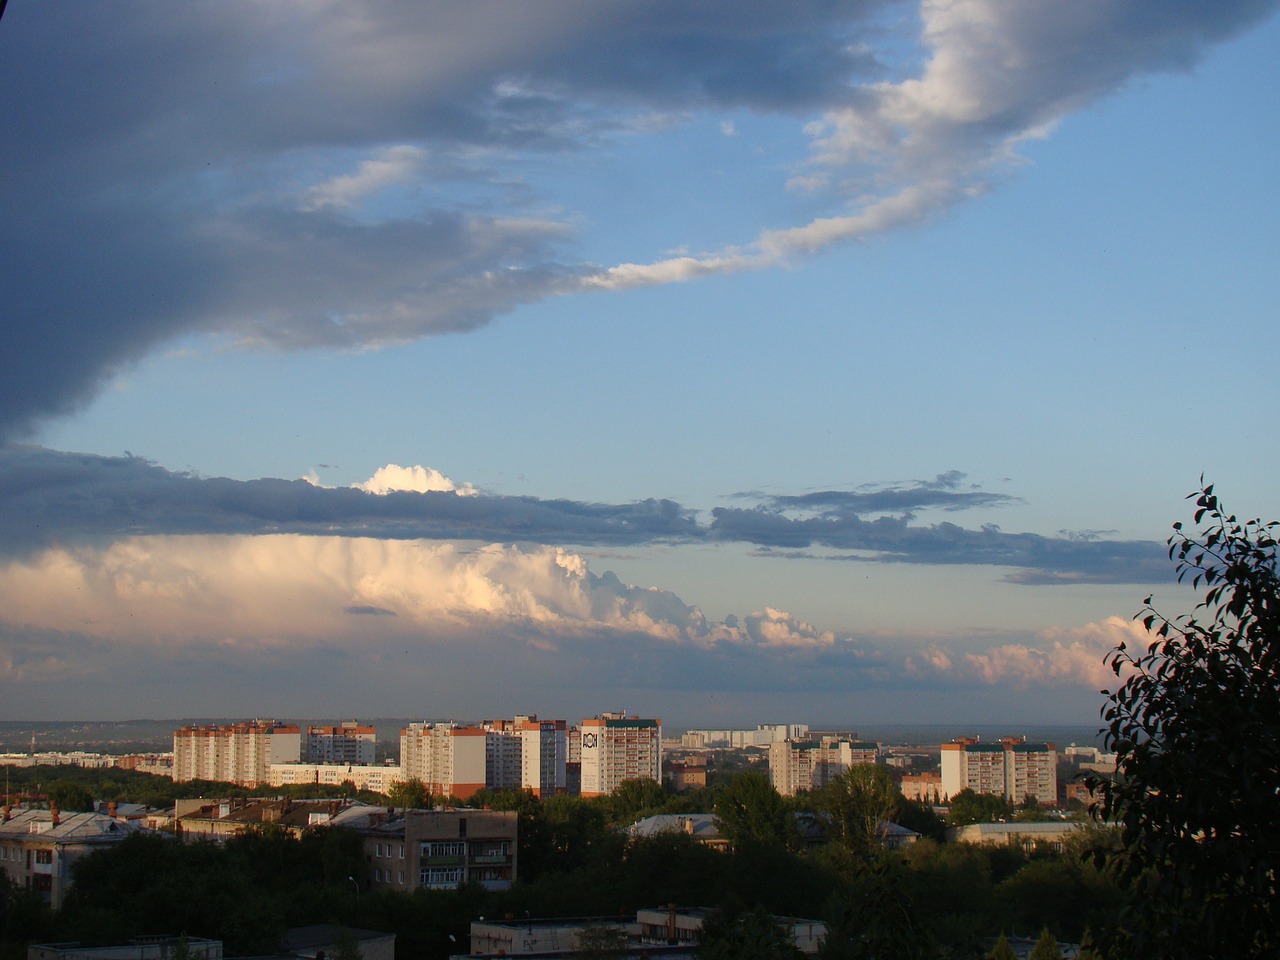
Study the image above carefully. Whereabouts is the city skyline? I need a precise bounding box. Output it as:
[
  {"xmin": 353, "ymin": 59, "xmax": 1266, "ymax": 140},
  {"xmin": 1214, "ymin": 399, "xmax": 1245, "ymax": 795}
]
[{"xmin": 2, "ymin": 2, "xmax": 1278, "ymax": 723}]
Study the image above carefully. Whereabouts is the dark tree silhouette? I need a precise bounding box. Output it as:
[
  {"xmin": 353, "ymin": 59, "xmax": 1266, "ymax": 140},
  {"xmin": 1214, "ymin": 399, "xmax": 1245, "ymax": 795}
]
[{"xmin": 1090, "ymin": 483, "xmax": 1279, "ymax": 959}]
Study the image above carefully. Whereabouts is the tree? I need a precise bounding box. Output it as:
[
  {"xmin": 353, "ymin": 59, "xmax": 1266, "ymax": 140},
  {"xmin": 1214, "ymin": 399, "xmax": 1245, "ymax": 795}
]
[
  {"xmin": 47, "ymin": 780, "xmax": 95, "ymax": 813},
  {"xmin": 815, "ymin": 764, "xmax": 900, "ymax": 855},
  {"xmin": 608, "ymin": 778, "xmax": 667, "ymax": 822},
  {"xmin": 1028, "ymin": 927, "xmax": 1063, "ymax": 960},
  {"xmin": 945, "ymin": 789, "xmax": 1012, "ymax": 826},
  {"xmin": 1090, "ymin": 483, "xmax": 1280, "ymax": 959},
  {"xmin": 820, "ymin": 860, "xmax": 932, "ymax": 960},
  {"xmin": 387, "ymin": 777, "xmax": 430, "ymax": 810},
  {"xmin": 986, "ymin": 934, "xmax": 1017, "ymax": 960},
  {"xmin": 698, "ymin": 901, "xmax": 803, "ymax": 960},
  {"xmin": 713, "ymin": 772, "xmax": 794, "ymax": 851}
]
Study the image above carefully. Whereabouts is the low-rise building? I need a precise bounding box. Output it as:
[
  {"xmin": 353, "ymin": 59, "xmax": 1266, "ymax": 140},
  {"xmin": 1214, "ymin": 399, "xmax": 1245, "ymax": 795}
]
[
  {"xmin": 173, "ymin": 798, "xmax": 384, "ymax": 841},
  {"xmin": 946, "ymin": 820, "xmax": 1084, "ymax": 853},
  {"xmin": 267, "ymin": 762, "xmax": 402, "ymax": 794},
  {"xmin": 282, "ymin": 925, "xmax": 395, "ymax": 960},
  {"xmin": 465, "ymin": 907, "xmax": 825, "ymax": 957},
  {"xmin": 28, "ymin": 937, "xmax": 222, "ymax": 960},
  {"xmin": 360, "ymin": 808, "xmax": 517, "ymax": 893},
  {"xmin": 663, "ymin": 756, "xmax": 707, "ymax": 792},
  {"xmin": 0, "ymin": 806, "xmax": 153, "ymax": 908}
]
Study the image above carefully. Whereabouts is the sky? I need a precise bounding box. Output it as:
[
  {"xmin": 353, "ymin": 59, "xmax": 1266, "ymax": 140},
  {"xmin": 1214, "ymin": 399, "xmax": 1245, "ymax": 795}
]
[{"xmin": 1, "ymin": 0, "xmax": 1278, "ymax": 728}]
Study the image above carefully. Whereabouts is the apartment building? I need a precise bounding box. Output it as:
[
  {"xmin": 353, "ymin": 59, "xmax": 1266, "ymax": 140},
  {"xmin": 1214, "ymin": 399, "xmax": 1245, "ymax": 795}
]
[
  {"xmin": 172, "ymin": 721, "xmax": 302, "ymax": 786},
  {"xmin": 681, "ymin": 723, "xmax": 809, "ymax": 749},
  {"xmin": 399, "ymin": 722, "xmax": 487, "ymax": 799},
  {"xmin": 519, "ymin": 717, "xmax": 568, "ymax": 797},
  {"xmin": 266, "ymin": 762, "xmax": 402, "ymax": 794},
  {"xmin": 940, "ymin": 737, "xmax": 1058, "ymax": 805},
  {"xmin": 303, "ymin": 722, "xmax": 376, "ymax": 765},
  {"xmin": 579, "ymin": 713, "xmax": 662, "ymax": 797},
  {"xmin": 900, "ymin": 771, "xmax": 944, "ymax": 804},
  {"xmin": 768, "ymin": 736, "xmax": 880, "ymax": 796},
  {"xmin": 361, "ymin": 808, "xmax": 517, "ymax": 892},
  {"xmin": 481, "ymin": 717, "xmax": 531, "ymax": 791},
  {"xmin": 0, "ymin": 806, "xmax": 150, "ymax": 908}
]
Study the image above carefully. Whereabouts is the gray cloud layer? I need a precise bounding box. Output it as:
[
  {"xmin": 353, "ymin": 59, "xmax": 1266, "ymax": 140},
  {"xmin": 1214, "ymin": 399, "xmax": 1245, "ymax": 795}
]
[
  {"xmin": 2, "ymin": 1, "xmax": 1275, "ymax": 437},
  {"xmin": 0, "ymin": 446, "xmax": 1166, "ymax": 584}
]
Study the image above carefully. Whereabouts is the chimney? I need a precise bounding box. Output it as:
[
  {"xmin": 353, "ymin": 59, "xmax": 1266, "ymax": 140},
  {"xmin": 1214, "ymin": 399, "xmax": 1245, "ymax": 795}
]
[
  {"xmin": 667, "ymin": 903, "xmax": 677, "ymax": 945},
  {"xmin": 50, "ymin": 803, "xmax": 60, "ymax": 826},
  {"xmin": 108, "ymin": 801, "xmax": 119, "ymax": 818}
]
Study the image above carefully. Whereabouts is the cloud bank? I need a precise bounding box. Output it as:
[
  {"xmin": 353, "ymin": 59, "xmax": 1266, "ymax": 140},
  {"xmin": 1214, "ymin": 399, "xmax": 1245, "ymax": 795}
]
[
  {"xmin": 0, "ymin": 524, "xmax": 1143, "ymax": 719},
  {"xmin": 2, "ymin": 0, "xmax": 1275, "ymax": 436},
  {"xmin": 0, "ymin": 447, "xmax": 1166, "ymax": 584}
]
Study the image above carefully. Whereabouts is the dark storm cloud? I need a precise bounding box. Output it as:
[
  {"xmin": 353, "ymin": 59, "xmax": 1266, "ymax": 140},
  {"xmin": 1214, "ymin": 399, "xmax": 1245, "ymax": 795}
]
[
  {"xmin": 0, "ymin": 446, "xmax": 1167, "ymax": 583},
  {"xmin": 3, "ymin": 1, "xmax": 1276, "ymax": 438},
  {"xmin": 0, "ymin": 0, "xmax": 882, "ymax": 439},
  {"xmin": 0, "ymin": 447, "xmax": 700, "ymax": 556}
]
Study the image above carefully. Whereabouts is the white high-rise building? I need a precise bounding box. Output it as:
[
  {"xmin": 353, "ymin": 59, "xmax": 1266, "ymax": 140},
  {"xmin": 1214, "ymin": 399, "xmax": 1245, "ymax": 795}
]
[
  {"xmin": 940, "ymin": 737, "xmax": 1058, "ymax": 805},
  {"xmin": 400, "ymin": 722, "xmax": 487, "ymax": 799},
  {"xmin": 304, "ymin": 721, "xmax": 377, "ymax": 765},
  {"xmin": 769, "ymin": 736, "xmax": 880, "ymax": 796},
  {"xmin": 173, "ymin": 721, "xmax": 302, "ymax": 786},
  {"xmin": 481, "ymin": 716, "xmax": 568, "ymax": 796},
  {"xmin": 520, "ymin": 718, "xmax": 567, "ymax": 797},
  {"xmin": 579, "ymin": 713, "xmax": 662, "ymax": 797}
]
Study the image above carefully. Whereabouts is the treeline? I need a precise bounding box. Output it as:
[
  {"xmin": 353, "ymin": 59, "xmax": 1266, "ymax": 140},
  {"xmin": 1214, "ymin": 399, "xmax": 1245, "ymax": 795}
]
[
  {"xmin": 1, "ymin": 766, "xmax": 1124, "ymax": 960},
  {"xmin": 0, "ymin": 765, "xmax": 387, "ymax": 811}
]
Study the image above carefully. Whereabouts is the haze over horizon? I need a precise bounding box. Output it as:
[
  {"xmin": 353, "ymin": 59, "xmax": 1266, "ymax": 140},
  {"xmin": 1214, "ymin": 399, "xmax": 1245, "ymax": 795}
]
[{"xmin": 2, "ymin": 1, "xmax": 1277, "ymax": 725}]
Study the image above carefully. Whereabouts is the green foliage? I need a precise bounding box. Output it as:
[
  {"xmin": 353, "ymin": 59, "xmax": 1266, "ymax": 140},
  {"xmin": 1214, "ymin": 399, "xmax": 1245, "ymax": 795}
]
[
  {"xmin": 607, "ymin": 778, "xmax": 668, "ymax": 822},
  {"xmin": 820, "ymin": 860, "xmax": 932, "ymax": 960},
  {"xmin": 0, "ymin": 871, "xmax": 55, "ymax": 960},
  {"xmin": 1028, "ymin": 928, "xmax": 1063, "ymax": 960},
  {"xmin": 697, "ymin": 901, "xmax": 803, "ymax": 960},
  {"xmin": 814, "ymin": 764, "xmax": 900, "ymax": 854},
  {"xmin": 1091, "ymin": 484, "xmax": 1280, "ymax": 960},
  {"xmin": 332, "ymin": 927, "xmax": 364, "ymax": 960},
  {"xmin": 986, "ymin": 933, "xmax": 1017, "ymax": 960},
  {"xmin": 387, "ymin": 777, "xmax": 431, "ymax": 810},
  {"xmin": 58, "ymin": 826, "xmax": 364, "ymax": 953},
  {"xmin": 993, "ymin": 857, "xmax": 1119, "ymax": 943},
  {"xmin": 47, "ymin": 780, "xmax": 96, "ymax": 813},
  {"xmin": 894, "ymin": 797, "xmax": 946, "ymax": 841},
  {"xmin": 1014, "ymin": 796, "xmax": 1049, "ymax": 822},
  {"xmin": 946, "ymin": 789, "xmax": 1013, "ymax": 826},
  {"xmin": 712, "ymin": 771, "xmax": 794, "ymax": 851}
]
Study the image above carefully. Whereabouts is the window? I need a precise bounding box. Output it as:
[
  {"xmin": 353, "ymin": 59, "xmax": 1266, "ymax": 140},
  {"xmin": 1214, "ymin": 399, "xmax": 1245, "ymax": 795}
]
[
  {"xmin": 35, "ymin": 850, "xmax": 53, "ymax": 865},
  {"xmin": 420, "ymin": 867, "xmax": 463, "ymax": 888},
  {"xmin": 421, "ymin": 841, "xmax": 465, "ymax": 857},
  {"xmin": 458, "ymin": 817, "xmax": 467, "ymax": 838},
  {"xmin": 399, "ymin": 844, "xmax": 405, "ymax": 859}
]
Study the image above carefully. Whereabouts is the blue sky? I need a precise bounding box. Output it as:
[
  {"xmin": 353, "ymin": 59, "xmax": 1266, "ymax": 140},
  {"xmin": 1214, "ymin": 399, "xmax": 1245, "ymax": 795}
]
[{"xmin": 2, "ymin": 1, "xmax": 1277, "ymax": 727}]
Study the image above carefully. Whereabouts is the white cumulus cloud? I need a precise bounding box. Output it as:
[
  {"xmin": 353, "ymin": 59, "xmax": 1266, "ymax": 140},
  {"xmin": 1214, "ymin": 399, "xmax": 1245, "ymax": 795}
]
[{"xmin": 355, "ymin": 463, "xmax": 479, "ymax": 496}]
